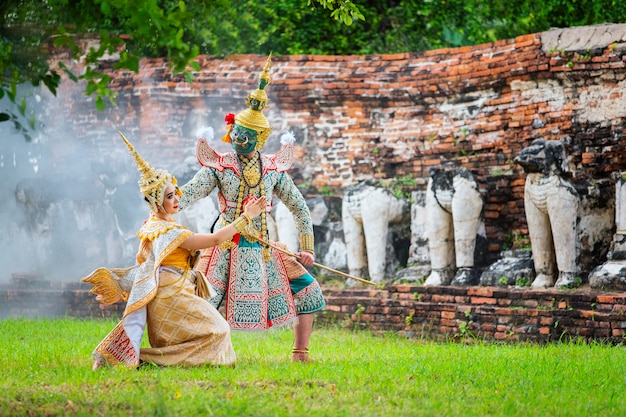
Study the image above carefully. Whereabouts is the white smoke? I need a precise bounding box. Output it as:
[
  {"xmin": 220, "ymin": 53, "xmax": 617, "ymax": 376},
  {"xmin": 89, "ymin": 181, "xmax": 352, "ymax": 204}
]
[{"xmin": 0, "ymin": 86, "xmax": 147, "ymax": 285}]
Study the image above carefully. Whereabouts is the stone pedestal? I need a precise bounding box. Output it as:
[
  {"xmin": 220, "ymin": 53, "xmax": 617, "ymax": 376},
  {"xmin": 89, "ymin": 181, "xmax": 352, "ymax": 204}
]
[{"xmin": 479, "ymin": 250, "xmax": 535, "ymax": 287}]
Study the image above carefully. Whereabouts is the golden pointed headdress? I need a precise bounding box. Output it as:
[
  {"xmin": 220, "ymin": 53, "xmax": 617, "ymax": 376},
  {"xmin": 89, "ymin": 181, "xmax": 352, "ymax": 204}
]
[
  {"xmin": 224, "ymin": 54, "xmax": 273, "ymax": 149},
  {"xmin": 118, "ymin": 131, "xmax": 180, "ymax": 213}
]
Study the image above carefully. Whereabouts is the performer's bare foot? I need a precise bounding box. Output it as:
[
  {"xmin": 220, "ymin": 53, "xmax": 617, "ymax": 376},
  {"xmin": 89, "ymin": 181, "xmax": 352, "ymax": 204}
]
[
  {"xmin": 92, "ymin": 354, "xmax": 106, "ymax": 370},
  {"xmin": 292, "ymin": 313, "xmax": 314, "ymax": 363}
]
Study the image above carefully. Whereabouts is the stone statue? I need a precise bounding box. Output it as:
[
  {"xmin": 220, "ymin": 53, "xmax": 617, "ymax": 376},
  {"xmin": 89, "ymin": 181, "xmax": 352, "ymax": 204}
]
[
  {"xmin": 514, "ymin": 138, "xmax": 579, "ymax": 288},
  {"xmin": 423, "ymin": 166, "xmax": 484, "ymax": 286},
  {"xmin": 589, "ymin": 173, "xmax": 626, "ymax": 290},
  {"xmin": 342, "ymin": 183, "xmax": 410, "ymax": 283}
]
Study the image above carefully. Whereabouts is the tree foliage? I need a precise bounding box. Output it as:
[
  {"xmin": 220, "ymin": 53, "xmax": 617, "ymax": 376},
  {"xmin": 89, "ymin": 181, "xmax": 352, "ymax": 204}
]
[
  {"xmin": 2, "ymin": 0, "xmax": 626, "ymax": 139},
  {"xmin": 0, "ymin": 0, "xmax": 363, "ymax": 139}
]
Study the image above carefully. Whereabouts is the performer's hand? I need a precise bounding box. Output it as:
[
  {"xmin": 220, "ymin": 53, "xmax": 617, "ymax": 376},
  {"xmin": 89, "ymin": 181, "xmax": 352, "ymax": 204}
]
[
  {"xmin": 298, "ymin": 251, "xmax": 315, "ymax": 267},
  {"xmin": 243, "ymin": 196, "xmax": 267, "ymax": 219}
]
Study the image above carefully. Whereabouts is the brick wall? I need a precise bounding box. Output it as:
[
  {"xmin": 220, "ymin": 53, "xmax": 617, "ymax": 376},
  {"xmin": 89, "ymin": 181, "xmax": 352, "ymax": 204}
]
[
  {"xmin": 46, "ymin": 25, "xmax": 626, "ymax": 261},
  {"xmin": 319, "ymin": 285, "xmax": 626, "ymax": 343},
  {"xmin": 0, "ymin": 284, "xmax": 125, "ymax": 319},
  {"xmin": 3, "ymin": 285, "xmax": 625, "ymax": 344}
]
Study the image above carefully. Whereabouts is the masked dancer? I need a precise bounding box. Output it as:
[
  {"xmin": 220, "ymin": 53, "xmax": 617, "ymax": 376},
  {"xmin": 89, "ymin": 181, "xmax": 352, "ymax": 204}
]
[{"xmin": 180, "ymin": 55, "xmax": 325, "ymax": 363}]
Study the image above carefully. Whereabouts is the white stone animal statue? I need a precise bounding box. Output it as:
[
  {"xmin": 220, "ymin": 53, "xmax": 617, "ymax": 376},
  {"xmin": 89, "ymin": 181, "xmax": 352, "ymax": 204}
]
[
  {"xmin": 514, "ymin": 138, "xmax": 579, "ymax": 288},
  {"xmin": 342, "ymin": 183, "xmax": 410, "ymax": 283},
  {"xmin": 423, "ymin": 166, "xmax": 483, "ymax": 286}
]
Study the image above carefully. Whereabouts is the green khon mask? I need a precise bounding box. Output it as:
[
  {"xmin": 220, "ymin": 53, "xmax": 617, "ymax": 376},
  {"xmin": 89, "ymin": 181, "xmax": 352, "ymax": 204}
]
[{"xmin": 230, "ymin": 124, "xmax": 258, "ymax": 155}]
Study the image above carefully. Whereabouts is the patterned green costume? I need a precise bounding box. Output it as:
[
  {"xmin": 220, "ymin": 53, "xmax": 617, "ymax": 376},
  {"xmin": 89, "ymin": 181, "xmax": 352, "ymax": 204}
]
[{"xmin": 180, "ymin": 55, "xmax": 325, "ymax": 331}]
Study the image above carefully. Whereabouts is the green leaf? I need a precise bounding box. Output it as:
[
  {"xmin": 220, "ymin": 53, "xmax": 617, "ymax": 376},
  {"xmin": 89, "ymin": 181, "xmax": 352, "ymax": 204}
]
[
  {"xmin": 42, "ymin": 72, "xmax": 62, "ymax": 96},
  {"xmin": 58, "ymin": 62, "xmax": 78, "ymax": 82},
  {"xmin": 189, "ymin": 61, "xmax": 201, "ymax": 72},
  {"xmin": 8, "ymin": 83, "xmax": 17, "ymax": 103},
  {"xmin": 85, "ymin": 81, "xmax": 97, "ymax": 96},
  {"xmin": 101, "ymin": 1, "xmax": 111, "ymax": 16},
  {"xmin": 18, "ymin": 98, "xmax": 27, "ymax": 117},
  {"xmin": 0, "ymin": 113, "xmax": 10, "ymax": 122},
  {"xmin": 99, "ymin": 74, "xmax": 111, "ymax": 86},
  {"xmin": 95, "ymin": 96, "xmax": 105, "ymax": 111}
]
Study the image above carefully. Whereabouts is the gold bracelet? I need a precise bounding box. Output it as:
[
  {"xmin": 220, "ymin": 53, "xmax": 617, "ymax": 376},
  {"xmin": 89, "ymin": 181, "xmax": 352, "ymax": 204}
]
[
  {"xmin": 299, "ymin": 234, "xmax": 315, "ymax": 253},
  {"xmin": 242, "ymin": 212, "xmax": 252, "ymax": 224},
  {"xmin": 232, "ymin": 216, "xmax": 248, "ymax": 234}
]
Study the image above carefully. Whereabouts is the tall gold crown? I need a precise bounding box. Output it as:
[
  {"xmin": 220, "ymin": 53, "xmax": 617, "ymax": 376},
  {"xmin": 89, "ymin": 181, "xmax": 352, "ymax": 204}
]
[
  {"xmin": 118, "ymin": 131, "xmax": 179, "ymax": 213},
  {"xmin": 234, "ymin": 53, "xmax": 273, "ymax": 149}
]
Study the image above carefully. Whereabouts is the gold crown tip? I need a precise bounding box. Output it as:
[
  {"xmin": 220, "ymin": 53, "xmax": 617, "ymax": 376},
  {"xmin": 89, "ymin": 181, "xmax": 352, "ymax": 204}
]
[
  {"xmin": 261, "ymin": 54, "xmax": 272, "ymax": 79},
  {"xmin": 118, "ymin": 130, "xmax": 134, "ymax": 150}
]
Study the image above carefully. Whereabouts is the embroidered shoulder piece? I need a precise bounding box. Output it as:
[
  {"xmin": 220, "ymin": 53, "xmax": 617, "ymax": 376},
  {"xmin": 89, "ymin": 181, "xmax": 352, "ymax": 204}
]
[
  {"xmin": 262, "ymin": 143, "xmax": 294, "ymax": 174},
  {"xmin": 138, "ymin": 218, "xmax": 188, "ymax": 241},
  {"xmin": 196, "ymin": 138, "xmax": 240, "ymax": 172}
]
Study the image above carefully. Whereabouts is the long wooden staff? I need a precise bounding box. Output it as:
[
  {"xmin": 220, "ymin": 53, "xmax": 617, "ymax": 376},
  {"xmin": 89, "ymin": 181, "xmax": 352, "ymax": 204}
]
[{"xmin": 256, "ymin": 235, "xmax": 379, "ymax": 287}]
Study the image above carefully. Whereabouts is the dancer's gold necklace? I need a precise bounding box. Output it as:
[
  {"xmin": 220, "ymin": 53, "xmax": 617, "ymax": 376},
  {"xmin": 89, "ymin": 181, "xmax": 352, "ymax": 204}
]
[
  {"xmin": 239, "ymin": 153, "xmax": 261, "ymax": 188},
  {"xmin": 235, "ymin": 152, "xmax": 270, "ymax": 261}
]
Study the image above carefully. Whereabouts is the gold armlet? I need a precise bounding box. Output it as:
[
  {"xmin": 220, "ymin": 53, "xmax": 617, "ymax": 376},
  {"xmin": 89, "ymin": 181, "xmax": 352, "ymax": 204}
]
[
  {"xmin": 299, "ymin": 234, "xmax": 315, "ymax": 253},
  {"xmin": 242, "ymin": 212, "xmax": 252, "ymax": 224}
]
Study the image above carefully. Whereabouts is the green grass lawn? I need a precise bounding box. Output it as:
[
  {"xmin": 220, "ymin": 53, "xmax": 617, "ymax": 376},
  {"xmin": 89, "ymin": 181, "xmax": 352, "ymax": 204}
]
[{"xmin": 2, "ymin": 317, "xmax": 626, "ymax": 416}]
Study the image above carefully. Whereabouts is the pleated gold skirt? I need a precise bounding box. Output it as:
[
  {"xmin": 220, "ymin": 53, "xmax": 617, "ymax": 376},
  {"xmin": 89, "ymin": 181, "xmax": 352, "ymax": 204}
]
[{"xmin": 140, "ymin": 268, "xmax": 236, "ymax": 367}]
